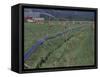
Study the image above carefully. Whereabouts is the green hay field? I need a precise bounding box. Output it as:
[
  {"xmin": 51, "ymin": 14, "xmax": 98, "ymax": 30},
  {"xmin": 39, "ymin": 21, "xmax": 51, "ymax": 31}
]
[{"xmin": 24, "ymin": 21, "xmax": 95, "ymax": 69}]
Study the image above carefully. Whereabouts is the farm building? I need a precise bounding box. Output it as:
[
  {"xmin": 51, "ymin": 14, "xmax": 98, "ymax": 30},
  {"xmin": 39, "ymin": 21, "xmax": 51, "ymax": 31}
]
[
  {"xmin": 32, "ymin": 18, "xmax": 44, "ymax": 24},
  {"xmin": 24, "ymin": 16, "xmax": 33, "ymax": 22},
  {"xmin": 24, "ymin": 16, "xmax": 45, "ymax": 24}
]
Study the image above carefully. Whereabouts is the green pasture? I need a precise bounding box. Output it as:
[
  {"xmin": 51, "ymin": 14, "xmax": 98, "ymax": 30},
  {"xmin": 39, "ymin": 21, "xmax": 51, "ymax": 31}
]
[{"xmin": 24, "ymin": 21, "xmax": 95, "ymax": 69}]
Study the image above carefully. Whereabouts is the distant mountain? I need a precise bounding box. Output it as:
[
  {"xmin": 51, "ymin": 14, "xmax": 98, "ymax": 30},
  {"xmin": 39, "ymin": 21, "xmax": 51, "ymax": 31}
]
[{"xmin": 24, "ymin": 8, "xmax": 94, "ymax": 21}]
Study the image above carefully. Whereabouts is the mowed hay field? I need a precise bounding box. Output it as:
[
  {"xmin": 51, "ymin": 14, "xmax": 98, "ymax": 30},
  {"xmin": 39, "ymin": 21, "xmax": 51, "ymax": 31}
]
[{"xmin": 24, "ymin": 21, "xmax": 95, "ymax": 69}]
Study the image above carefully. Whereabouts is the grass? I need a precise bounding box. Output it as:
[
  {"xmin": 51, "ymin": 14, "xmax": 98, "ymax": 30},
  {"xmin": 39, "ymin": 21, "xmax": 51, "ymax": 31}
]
[{"xmin": 24, "ymin": 21, "xmax": 95, "ymax": 69}]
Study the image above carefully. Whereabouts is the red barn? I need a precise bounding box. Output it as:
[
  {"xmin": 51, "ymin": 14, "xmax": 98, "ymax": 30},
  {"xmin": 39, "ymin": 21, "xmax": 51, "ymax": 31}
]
[{"xmin": 24, "ymin": 16, "xmax": 33, "ymax": 22}]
